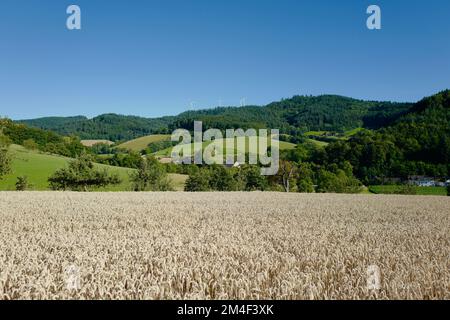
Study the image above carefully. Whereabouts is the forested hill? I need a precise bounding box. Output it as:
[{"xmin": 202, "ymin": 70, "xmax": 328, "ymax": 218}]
[
  {"xmin": 382, "ymin": 89, "xmax": 450, "ymax": 166},
  {"xmin": 17, "ymin": 95, "xmax": 412, "ymax": 141},
  {"xmin": 322, "ymin": 90, "xmax": 450, "ymax": 183},
  {"xmin": 18, "ymin": 114, "xmax": 175, "ymax": 142}
]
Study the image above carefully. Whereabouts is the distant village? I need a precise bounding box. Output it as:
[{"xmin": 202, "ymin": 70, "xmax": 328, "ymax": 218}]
[{"xmin": 406, "ymin": 176, "xmax": 450, "ymax": 187}]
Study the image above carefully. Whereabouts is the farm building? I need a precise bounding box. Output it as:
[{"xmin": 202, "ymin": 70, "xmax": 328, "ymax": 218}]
[{"xmin": 406, "ymin": 176, "xmax": 448, "ymax": 187}]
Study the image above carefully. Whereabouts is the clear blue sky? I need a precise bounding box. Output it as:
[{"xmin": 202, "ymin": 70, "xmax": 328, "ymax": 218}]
[{"xmin": 0, "ymin": 0, "xmax": 449, "ymax": 120}]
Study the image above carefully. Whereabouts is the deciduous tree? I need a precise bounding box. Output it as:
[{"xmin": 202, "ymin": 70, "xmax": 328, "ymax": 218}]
[
  {"xmin": 130, "ymin": 157, "xmax": 173, "ymax": 191},
  {"xmin": 0, "ymin": 132, "xmax": 11, "ymax": 180},
  {"xmin": 48, "ymin": 154, "xmax": 121, "ymax": 191}
]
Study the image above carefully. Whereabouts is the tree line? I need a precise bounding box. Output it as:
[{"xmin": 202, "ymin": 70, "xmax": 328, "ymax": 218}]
[
  {"xmin": 17, "ymin": 95, "xmax": 413, "ymax": 140},
  {"xmin": 2, "ymin": 144, "xmax": 449, "ymax": 196},
  {"xmin": 2, "ymin": 90, "xmax": 449, "ymax": 195},
  {"xmin": 0, "ymin": 118, "xmax": 85, "ymax": 158}
]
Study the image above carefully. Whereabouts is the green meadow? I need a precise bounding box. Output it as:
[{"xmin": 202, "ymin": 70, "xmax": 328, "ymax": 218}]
[
  {"xmin": 369, "ymin": 185, "xmax": 447, "ymax": 196},
  {"xmin": 116, "ymin": 134, "xmax": 171, "ymax": 152},
  {"xmin": 0, "ymin": 145, "xmax": 187, "ymax": 191},
  {"xmin": 154, "ymin": 137, "xmax": 296, "ymax": 157}
]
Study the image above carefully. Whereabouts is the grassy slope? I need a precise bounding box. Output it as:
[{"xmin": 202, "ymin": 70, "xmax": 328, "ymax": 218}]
[
  {"xmin": 155, "ymin": 138, "xmax": 296, "ymax": 157},
  {"xmin": 344, "ymin": 127, "xmax": 364, "ymax": 137},
  {"xmin": 0, "ymin": 145, "xmax": 186, "ymax": 191},
  {"xmin": 304, "ymin": 128, "xmax": 363, "ymax": 137},
  {"xmin": 81, "ymin": 140, "xmax": 114, "ymax": 147},
  {"xmin": 305, "ymin": 139, "xmax": 328, "ymax": 147},
  {"xmin": 116, "ymin": 135, "xmax": 171, "ymax": 152},
  {"xmin": 303, "ymin": 128, "xmax": 363, "ymax": 147}
]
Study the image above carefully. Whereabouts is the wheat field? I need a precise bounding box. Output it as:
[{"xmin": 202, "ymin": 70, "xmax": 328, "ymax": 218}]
[{"xmin": 0, "ymin": 192, "xmax": 448, "ymax": 300}]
